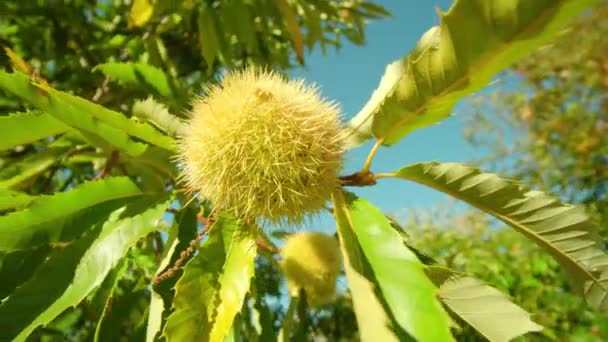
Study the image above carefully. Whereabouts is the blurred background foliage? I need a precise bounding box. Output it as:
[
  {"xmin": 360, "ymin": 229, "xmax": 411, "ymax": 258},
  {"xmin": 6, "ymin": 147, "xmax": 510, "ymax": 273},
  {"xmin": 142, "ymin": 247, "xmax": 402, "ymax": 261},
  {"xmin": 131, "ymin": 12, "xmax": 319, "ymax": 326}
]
[
  {"xmin": 0, "ymin": 0, "xmax": 389, "ymax": 112},
  {"xmin": 1, "ymin": 0, "xmax": 607, "ymax": 340},
  {"xmin": 464, "ymin": 3, "xmax": 608, "ymax": 231},
  {"xmin": 403, "ymin": 207, "xmax": 608, "ymax": 341}
]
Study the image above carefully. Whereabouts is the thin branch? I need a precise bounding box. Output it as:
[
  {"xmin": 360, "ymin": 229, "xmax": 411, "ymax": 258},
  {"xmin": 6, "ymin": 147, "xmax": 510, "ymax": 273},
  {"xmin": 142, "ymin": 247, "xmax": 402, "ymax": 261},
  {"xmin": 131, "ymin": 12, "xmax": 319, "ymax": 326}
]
[
  {"xmin": 153, "ymin": 215, "xmax": 216, "ymax": 285},
  {"xmin": 339, "ymin": 171, "xmax": 377, "ymax": 187},
  {"xmin": 256, "ymin": 239, "xmax": 278, "ymax": 254},
  {"xmin": 94, "ymin": 150, "xmax": 119, "ymax": 180}
]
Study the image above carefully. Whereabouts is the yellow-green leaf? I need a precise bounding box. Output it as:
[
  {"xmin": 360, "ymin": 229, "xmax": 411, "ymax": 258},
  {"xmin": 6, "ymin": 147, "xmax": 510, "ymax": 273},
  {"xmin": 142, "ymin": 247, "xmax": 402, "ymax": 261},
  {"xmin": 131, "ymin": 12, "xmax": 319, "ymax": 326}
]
[
  {"xmin": 128, "ymin": 0, "xmax": 154, "ymax": 28},
  {"xmin": 347, "ymin": 0, "xmax": 602, "ymax": 147},
  {"xmin": 209, "ymin": 227, "xmax": 256, "ymax": 341},
  {"xmin": 0, "ymin": 111, "xmax": 70, "ymax": 151},
  {"xmin": 334, "ymin": 191, "xmax": 454, "ymax": 341},
  {"xmin": 163, "ymin": 216, "xmax": 256, "ymax": 342},
  {"xmin": 390, "ymin": 162, "xmax": 608, "ymax": 311}
]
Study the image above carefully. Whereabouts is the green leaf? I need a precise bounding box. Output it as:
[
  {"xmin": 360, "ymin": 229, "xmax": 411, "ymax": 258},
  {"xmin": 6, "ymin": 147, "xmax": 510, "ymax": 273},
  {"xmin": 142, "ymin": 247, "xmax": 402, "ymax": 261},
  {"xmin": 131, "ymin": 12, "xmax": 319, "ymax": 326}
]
[
  {"xmin": 347, "ymin": 0, "xmax": 602, "ymax": 147},
  {"xmin": 0, "ymin": 147, "xmax": 66, "ymax": 190},
  {"xmin": 94, "ymin": 263, "xmax": 150, "ymax": 342},
  {"xmin": 278, "ymin": 295, "xmax": 299, "ymax": 342},
  {"xmin": 334, "ymin": 191, "xmax": 454, "ymax": 341},
  {"xmin": 0, "ymin": 71, "xmax": 149, "ymax": 156},
  {"xmin": 0, "ymin": 190, "xmax": 35, "ymax": 211},
  {"xmin": 88, "ymin": 258, "xmax": 129, "ymax": 319},
  {"xmin": 92, "ymin": 258, "xmax": 129, "ymax": 341},
  {"xmin": 390, "ymin": 162, "xmax": 608, "ymax": 310},
  {"xmin": 0, "ymin": 177, "xmax": 144, "ymax": 251},
  {"xmin": 132, "ymin": 97, "xmax": 186, "ymax": 138},
  {"xmin": 332, "ymin": 190, "xmax": 399, "ymax": 342},
  {"xmin": 276, "ymin": 0, "xmax": 305, "ymax": 64},
  {"xmin": 0, "ymin": 245, "xmax": 50, "ymax": 299},
  {"xmin": 0, "ymin": 111, "xmax": 70, "ymax": 150},
  {"xmin": 94, "ymin": 62, "xmax": 172, "ymax": 98},
  {"xmin": 209, "ymin": 226, "xmax": 257, "ymax": 341},
  {"xmin": 147, "ymin": 205, "xmax": 198, "ymax": 342},
  {"xmin": 224, "ymin": 1, "xmax": 257, "ymax": 53},
  {"xmin": 427, "ymin": 267, "xmax": 543, "ymax": 342},
  {"xmin": 46, "ymin": 87, "xmax": 176, "ymax": 152},
  {"xmin": 0, "ymin": 192, "xmax": 170, "ymax": 341},
  {"xmin": 163, "ymin": 216, "xmax": 256, "ymax": 342},
  {"xmin": 146, "ymin": 238, "xmax": 177, "ymax": 342},
  {"xmin": 198, "ymin": 4, "xmax": 221, "ymax": 66}
]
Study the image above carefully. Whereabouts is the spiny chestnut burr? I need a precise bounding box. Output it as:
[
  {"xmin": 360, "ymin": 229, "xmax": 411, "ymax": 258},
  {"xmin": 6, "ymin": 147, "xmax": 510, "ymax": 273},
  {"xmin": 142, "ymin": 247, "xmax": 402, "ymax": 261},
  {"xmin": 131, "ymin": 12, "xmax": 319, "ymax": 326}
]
[
  {"xmin": 280, "ymin": 232, "xmax": 342, "ymax": 307},
  {"xmin": 178, "ymin": 69, "xmax": 345, "ymax": 225}
]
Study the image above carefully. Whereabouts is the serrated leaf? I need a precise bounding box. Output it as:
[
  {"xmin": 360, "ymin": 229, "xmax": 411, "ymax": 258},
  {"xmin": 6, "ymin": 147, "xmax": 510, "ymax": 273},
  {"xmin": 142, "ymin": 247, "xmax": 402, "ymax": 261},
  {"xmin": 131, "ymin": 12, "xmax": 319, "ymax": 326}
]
[
  {"xmin": 332, "ymin": 190, "xmax": 398, "ymax": 342},
  {"xmin": 129, "ymin": 145, "xmax": 178, "ymax": 179},
  {"xmin": 0, "ymin": 177, "xmax": 143, "ymax": 251},
  {"xmin": 94, "ymin": 265, "xmax": 150, "ymax": 342},
  {"xmin": 209, "ymin": 227, "xmax": 256, "ymax": 341},
  {"xmin": 334, "ymin": 191, "xmax": 453, "ymax": 341},
  {"xmin": 348, "ymin": 0, "xmax": 601, "ymax": 147},
  {"xmin": 146, "ymin": 238, "xmax": 177, "ymax": 342},
  {"xmin": 427, "ymin": 267, "xmax": 543, "ymax": 342},
  {"xmin": 0, "ymin": 147, "xmax": 66, "ymax": 190},
  {"xmin": 132, "ymin": 97, "xmax": 186, "ymax": 138},
  {"xmin": 0, "ymin": 111, "xmax": 70, "ymax": 150},
  {"xmin": 0, "ymin": 190, "xmax": 35, "ymax": 211},
  {"xmin": 94, "ymin": 62, "xmax": 172, "ymax": 98},
  {"xmin": 163, "ymin": 216, "xmax": 255, "ymax": 342},
  {"xmin": 88, "ymin": 258, "xmax": 128, "ymax": 319},
  {"xmin": 46, "ymin": 87, "xmax": 175, "ymax": 152},
  {"xmin": 147, "ymin": 205, "xmax": 198, "ymax": 342},
  {"xmin": 390, "ymin": 162, "xmax": 608, "ymax": 311},
  {"xmin": 0, "ymin": 192, "xmax": 170, "ymax": 341},
  {"xmin": 92, "ymin": 258, "xmax": 128, "ymax": 341},
  {"xmin": 0, "ymin": 70, "xmax": 149, "ymax": 156},
  {"xmin": 0, "ymin": 70, "xmax": 176, "ymax": 154}
]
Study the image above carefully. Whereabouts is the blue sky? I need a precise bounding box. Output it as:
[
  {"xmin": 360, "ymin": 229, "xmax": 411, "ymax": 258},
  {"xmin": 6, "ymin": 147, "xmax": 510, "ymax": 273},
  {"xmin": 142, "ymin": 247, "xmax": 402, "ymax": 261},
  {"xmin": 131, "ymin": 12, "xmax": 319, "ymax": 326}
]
[{"xmin": 289, "ymin": 0, "xmax": 498, "ymax": 223}]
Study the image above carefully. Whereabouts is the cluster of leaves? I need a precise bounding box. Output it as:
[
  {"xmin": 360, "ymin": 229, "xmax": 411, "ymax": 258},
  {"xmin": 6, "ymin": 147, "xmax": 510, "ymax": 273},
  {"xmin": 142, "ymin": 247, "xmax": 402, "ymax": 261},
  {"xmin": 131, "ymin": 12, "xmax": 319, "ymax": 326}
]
[
  {"xmin": 0, "ymin": 0, "xmax": 387, "ymax": 111},
  {"xmin": 405, "ymin": 208, "xmax": 608, "ymax": 341},
  {"xmin": 463, "ymin": 3, "xmax": 608, "ymax": 227},
  {"xmin": 0, "ymin": 0, "xmax": 607, "ymax": 341}
]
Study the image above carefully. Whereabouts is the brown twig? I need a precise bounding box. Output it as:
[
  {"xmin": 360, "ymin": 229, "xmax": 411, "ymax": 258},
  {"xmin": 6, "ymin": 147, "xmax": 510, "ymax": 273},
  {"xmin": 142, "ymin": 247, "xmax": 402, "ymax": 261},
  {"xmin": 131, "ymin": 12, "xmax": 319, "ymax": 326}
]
[
  {"xmin": 94, "ymin": 150, "xmax": 119, "ymax": 180},
  {"xmin": 256, "ymin": 239, "xmax": 278, "ymax": 254},
  {"xmin": 153, "ymin": 216, "xmax": 215, "ymax": 285},
  {"xmin": 339, "ymin": 171, "xmax": 377, "ymax": 187}
]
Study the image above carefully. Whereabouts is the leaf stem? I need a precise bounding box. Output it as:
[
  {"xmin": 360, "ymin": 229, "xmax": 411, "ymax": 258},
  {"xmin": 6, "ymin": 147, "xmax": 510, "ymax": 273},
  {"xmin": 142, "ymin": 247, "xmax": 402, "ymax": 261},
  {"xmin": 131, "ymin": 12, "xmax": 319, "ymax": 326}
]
[
  {"xmin": 372, "ymin": 172, "xmax": 393, "ymax": 180},
  {"xmin": 361, "ymin": 138, "xmax": 383, "ymax": 173}
]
